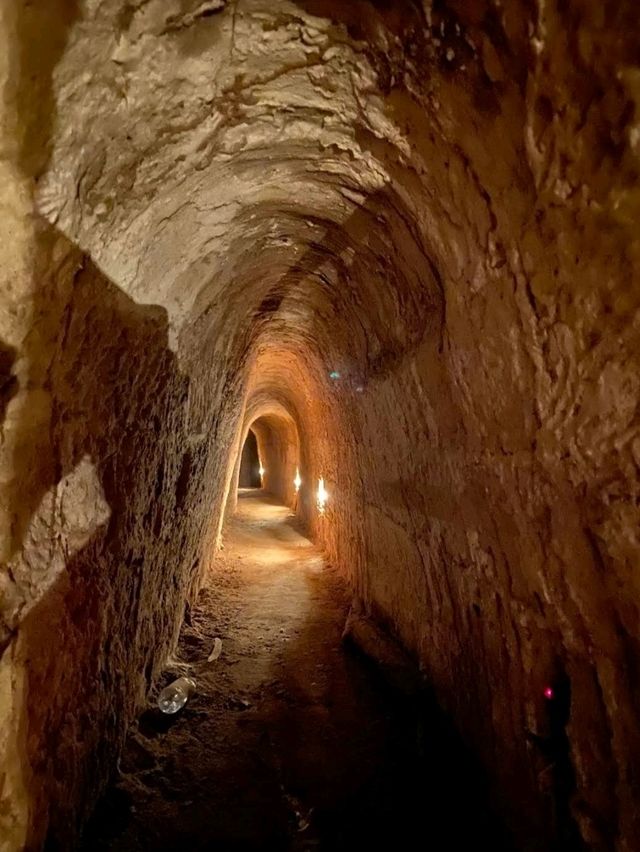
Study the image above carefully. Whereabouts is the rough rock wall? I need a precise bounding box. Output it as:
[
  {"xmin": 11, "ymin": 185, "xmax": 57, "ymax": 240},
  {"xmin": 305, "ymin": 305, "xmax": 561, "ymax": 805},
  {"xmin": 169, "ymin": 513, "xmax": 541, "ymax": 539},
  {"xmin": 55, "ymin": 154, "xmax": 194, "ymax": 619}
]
[
  {"xmin": 0, "ymin": 230, "xmax": 243, "ymax": 848},
  {"xmin": 1, "ymin": 0, "xmax": 639, "ymax": 849},
  {"xmin": 0, "ymin": 7, "xmax": 244, "ymax": 840}
]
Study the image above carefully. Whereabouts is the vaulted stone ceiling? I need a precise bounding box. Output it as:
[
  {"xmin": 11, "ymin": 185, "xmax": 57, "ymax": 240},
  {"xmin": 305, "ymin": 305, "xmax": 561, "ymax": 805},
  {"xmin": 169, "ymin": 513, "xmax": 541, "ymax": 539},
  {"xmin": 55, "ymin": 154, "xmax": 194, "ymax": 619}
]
[{"xmin": 38, "ymin": 0, "xmax": 449, "ymax": 368}]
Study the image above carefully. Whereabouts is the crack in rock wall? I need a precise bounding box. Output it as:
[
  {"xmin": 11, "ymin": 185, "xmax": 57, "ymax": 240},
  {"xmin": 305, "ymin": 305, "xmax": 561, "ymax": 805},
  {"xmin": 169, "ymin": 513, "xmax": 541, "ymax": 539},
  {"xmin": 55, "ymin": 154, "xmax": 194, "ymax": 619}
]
[{"xmin": 1, "ymin": 0, "xmax": 640, "ymax": 849}]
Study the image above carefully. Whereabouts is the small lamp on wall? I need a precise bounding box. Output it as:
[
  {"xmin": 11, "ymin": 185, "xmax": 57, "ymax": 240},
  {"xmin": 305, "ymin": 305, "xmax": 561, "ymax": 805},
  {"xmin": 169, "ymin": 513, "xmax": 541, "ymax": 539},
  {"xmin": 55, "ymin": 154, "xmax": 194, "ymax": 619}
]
[
  {"xmin": 317, "ymin": 477, "xmax": 328, "ymax": 514},
  {"xmin": 294, "ymin": 468, "xmax": 302, "ymax": 492}
]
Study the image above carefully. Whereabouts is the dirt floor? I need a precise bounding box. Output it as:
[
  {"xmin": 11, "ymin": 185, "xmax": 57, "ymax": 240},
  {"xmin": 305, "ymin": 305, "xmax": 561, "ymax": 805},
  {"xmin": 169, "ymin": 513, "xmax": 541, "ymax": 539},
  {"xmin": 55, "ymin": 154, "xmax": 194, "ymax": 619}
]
[{"xmin": 82, "ymin": 490, "xmax": 511, "ymax": 851}]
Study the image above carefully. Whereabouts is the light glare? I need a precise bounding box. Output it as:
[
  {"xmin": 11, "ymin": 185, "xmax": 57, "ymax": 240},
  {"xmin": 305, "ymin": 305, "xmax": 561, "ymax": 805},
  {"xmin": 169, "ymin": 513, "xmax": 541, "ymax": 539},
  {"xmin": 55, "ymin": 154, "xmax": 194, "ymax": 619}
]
[{"xmin": 317, "ymin": 477, "xmax": 328, "ymax": 513}]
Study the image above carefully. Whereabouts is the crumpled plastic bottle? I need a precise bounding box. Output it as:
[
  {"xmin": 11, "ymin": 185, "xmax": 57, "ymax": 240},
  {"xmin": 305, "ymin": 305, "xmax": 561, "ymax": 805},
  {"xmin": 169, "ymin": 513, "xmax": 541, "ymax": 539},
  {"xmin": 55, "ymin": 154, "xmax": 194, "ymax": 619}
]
[{"xmin": 157, "ymin": 676, "xmax": 196, "ymax": 714}]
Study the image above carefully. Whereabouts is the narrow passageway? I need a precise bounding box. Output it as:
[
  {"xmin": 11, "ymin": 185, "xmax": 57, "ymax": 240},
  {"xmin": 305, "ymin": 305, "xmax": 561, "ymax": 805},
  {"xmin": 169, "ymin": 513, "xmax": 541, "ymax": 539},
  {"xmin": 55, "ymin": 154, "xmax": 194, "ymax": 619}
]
[
  {"xmin": 5, "ymin": 5, "xmax": 640, "ymax": 848},
  {"xmin": 83, "ymin": 490, "xmax": 509, "ymax": 851}
]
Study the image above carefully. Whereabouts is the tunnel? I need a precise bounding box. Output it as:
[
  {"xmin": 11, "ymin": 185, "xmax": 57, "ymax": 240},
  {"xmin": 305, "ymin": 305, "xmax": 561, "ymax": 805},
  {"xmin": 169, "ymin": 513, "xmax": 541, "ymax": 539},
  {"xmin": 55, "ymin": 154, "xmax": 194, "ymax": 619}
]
[{"xmin": 1, "ymin": 1, "xmax": 639, "ymax": 849}]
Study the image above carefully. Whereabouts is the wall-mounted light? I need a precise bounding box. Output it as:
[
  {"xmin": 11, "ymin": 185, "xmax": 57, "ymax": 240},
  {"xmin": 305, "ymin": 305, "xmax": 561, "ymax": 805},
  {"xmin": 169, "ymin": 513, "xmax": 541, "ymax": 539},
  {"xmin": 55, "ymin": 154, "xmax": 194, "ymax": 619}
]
[
  {"xmin": 258, "ymin": 465, "xmax": 265, "ymax": 478},
  {"xmin": 317, "ymin": 477, "xmax": 328, "ymax": 514},
  {"xmin": 294, "ymin": 468, "xmax": 302, "ymax": 492}
]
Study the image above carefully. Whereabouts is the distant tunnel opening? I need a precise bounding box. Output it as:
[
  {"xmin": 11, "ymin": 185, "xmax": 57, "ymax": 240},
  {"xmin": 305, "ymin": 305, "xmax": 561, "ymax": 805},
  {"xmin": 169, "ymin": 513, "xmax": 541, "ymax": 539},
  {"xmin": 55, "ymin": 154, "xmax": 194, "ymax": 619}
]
[
  {"xmin": 238, "ymin": 429, "xmax": 261, "ymax": 489},
  {"xmin": 225, "ymin": 390, "xmax": 305, "ymax": 522}
]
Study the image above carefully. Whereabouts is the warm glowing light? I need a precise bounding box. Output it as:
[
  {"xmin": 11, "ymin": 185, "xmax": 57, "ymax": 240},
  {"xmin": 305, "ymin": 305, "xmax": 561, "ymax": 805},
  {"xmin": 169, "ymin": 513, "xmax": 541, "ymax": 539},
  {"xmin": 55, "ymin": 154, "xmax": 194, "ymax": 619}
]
[
  {"xmin": 317, "ymin": 477, "xmax": 328, "ymax": 513},
  {"xmin": 258, "ymin": 466, "xmax": 265, "ymax": 477},
  {"xmin": 543, "ymin": 686, "xmax": 554, "ymax": 700},
  {"xmin": 294, "ymin": 468, "xmax": 302, "ymax": 492}
]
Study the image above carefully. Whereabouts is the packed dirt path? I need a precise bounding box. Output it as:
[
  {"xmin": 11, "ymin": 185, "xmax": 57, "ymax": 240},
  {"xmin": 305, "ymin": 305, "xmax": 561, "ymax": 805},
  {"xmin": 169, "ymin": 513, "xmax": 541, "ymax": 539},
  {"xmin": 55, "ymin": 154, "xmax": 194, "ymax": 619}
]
[{"xmin": 83, "ymin": 490, "xmax": 509, "ymax": 851}]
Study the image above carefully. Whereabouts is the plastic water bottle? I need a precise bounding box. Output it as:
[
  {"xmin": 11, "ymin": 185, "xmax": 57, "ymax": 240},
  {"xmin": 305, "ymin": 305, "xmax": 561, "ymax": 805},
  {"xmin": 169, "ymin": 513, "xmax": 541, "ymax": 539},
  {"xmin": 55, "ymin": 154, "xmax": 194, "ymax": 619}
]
[{"xmin": 157, "ymin": 676, "xmax": 196, "ymax": 714}]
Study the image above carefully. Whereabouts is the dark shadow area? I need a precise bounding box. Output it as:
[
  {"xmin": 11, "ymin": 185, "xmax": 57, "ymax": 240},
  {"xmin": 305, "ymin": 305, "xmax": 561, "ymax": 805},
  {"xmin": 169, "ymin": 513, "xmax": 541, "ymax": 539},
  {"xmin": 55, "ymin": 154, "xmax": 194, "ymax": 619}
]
[
  {"xmin": 0, "ymin": 341, "xmax": 18, "ymax": 427},
  {"xmin": 14, "ymin": 0, "xmax": 81, "ymax": 177}
]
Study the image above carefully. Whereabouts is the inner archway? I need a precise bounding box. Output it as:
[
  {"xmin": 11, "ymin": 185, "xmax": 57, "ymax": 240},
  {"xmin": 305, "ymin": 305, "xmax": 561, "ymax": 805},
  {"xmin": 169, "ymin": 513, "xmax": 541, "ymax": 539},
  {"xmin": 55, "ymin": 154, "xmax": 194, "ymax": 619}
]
[
  {"xmin": 225, "ymin": 384, "xmax": 306, "ymax": 523},
  {"xmin": 249, "ymin": 413, "xmax": 299, "ymax": 506}
]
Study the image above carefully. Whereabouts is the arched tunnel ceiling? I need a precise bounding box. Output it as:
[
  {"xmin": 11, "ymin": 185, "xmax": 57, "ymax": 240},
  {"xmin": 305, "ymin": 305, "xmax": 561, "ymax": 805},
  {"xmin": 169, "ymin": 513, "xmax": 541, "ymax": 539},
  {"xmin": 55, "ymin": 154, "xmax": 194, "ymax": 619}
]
[
  {"xmin": 35, "ymin": 0, "xmax": 534, "ymax": 367},
  {"xmin": 27, "ymin": 0, "xmax": 640, "ymax": 544}
]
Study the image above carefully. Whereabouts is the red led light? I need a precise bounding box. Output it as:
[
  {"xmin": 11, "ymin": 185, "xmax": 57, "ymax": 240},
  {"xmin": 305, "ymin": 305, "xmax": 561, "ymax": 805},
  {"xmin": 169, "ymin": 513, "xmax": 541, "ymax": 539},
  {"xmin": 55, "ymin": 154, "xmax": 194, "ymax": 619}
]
[{"xmin": 543, "ymin": 686, "xmax": 554, "ymax": 700}]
